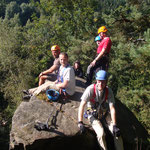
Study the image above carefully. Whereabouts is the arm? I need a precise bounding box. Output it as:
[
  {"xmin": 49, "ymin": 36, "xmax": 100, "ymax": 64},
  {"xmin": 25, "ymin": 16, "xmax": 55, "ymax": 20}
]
[
  {"xmin": 39, "ymin": 65, "xmax": 59, "ymax": 77},
  {"xmin": 110, "ymin": 104, "xmax": 122, "ymax": 138},
  {"xmin": 95, "ymin": 47, "xmax": 106, "ymax": 61},
  {"xmin": 56, "ymin": 80, "xmax": 69, "ymax": 89},
  {"xmin": 91, "ymin": 47, "xmax": 106, "ymax": 66},
  {"xmin": 109, "ymin": 104, "xmax": 117, "ymax": 125},
  {"xmin": 78, "ymin": 100, "xmax": 87, "ymax": 122}
]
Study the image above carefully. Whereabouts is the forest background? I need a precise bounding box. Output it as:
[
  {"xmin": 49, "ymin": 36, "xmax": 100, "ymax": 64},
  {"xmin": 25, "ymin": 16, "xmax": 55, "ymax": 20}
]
[{"xmin": 0, "ymin": 0, "xmax": 150, "ymax": 149}]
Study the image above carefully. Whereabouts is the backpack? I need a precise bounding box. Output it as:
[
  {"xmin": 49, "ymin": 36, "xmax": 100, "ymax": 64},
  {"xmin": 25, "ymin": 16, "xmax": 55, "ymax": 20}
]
[{"xmin": 84, "ymin": 84, "xmax": 109, "ymax": 119}]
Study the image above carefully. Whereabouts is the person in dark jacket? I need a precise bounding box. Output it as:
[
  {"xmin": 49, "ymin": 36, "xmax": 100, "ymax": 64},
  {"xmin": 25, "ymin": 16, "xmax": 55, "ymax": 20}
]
[{"xmin": 73, "ymin": 60, "xmax": 84, "ymax": 78}]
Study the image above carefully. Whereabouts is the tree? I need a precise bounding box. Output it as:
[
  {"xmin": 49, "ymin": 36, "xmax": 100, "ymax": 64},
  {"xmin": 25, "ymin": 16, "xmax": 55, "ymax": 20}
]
[{"xmin": 5, "ymin": 1, "xmax": 21, "ymax": 19}]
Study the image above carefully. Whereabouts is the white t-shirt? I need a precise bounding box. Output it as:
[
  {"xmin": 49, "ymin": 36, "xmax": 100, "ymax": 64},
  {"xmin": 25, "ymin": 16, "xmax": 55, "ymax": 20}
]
[
  {"xmin": 81, "ymin": 84, "xmax": 115, "ymax": 108},
  {"xmin": 59, "ymin": 65, "xmax": 75, "ymax": 96}
]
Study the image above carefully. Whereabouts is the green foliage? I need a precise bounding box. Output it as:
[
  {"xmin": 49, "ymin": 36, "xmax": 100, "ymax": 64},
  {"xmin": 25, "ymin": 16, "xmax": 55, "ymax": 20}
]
[
  {"xmin": 5, "ymin": 1, "xmax": 21, "ymax": 19},
  {"xmin": 109, "ymin": 28, "xmax": 150, "ymax": 133},
  {"xmin": 0, "ymin": 20, "xmax": 35, "ymax": 103},
  {"xmin": 3, "ymin": 1, "xmax": 38, "ymax": 26}
]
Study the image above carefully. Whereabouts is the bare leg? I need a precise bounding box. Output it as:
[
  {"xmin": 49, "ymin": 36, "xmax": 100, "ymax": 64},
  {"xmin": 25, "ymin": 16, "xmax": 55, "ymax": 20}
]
[
  {"xmin": 32, "ymin": 81, "xmax": 59, "ymax": 96},
  {"xmin": 39, "ymin": 75, "xmax": 48, "ymax": 86}
]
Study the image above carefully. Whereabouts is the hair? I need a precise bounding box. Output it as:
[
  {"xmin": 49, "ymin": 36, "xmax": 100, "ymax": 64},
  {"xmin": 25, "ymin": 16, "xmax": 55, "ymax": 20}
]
[
  {"xmin": 74, "ymin": 60, "xmax": 80, "ymax": 66},
  {"xmin": 73, "ymin": 60, "xmax": 82, "ymax": 70},
  {"xmin": 59, "ymin": 52, "xmax": 68, "ymax": 58}
]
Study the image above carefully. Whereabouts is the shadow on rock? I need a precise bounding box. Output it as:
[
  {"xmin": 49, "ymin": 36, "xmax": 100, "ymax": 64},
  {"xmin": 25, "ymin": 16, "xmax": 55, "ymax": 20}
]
[{"xmin": 115, "ymin": 99, "xmax": 149, "ymax": 150}]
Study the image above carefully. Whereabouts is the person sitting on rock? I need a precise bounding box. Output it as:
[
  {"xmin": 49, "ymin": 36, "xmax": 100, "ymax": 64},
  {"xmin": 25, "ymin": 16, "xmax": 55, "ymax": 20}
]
[
  {"xmin": 73, "ymin": 60, "xmax": 84, "ymax": 78},
  {"xmin": 23, "ymin": 52, "xmax": 76, "ymax": 100},
  {"xmin": 38, "ymin": 45, "xmax": 61, "ymax": 86},
  {"xmin": 78, "ymin": 70, "xmax": 124, "ymax": 150}
]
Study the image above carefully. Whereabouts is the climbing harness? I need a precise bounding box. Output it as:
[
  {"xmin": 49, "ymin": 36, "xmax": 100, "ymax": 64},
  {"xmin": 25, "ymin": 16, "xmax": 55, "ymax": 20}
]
[
  {"xmin": 84, "ymin": 84, "xmax": 109, "ymax": 119},
  {"xmin": 90, "ymin": 84, "xmax": 108, "ymax": 105}
]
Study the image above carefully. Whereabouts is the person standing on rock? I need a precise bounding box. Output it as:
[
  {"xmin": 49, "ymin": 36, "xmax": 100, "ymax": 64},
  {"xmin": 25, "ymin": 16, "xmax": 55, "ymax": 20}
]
[
  {"xmin": 78, "ymin": 70, "xmax": 124, "ymax": 150},
  {"xmin": 95, "ymin": 35, "xmax": 102, "ymax": 47},
  {"xmin": 23, "ymin": 52, "xmax": 75, "ymax": 99},
  {"xmin": 85, "ymin": 26, "xmax": 112, "ymax": 86},
  {"xmin": 38, "ymin": 45, "xmax": 61, "ymax": 86}
]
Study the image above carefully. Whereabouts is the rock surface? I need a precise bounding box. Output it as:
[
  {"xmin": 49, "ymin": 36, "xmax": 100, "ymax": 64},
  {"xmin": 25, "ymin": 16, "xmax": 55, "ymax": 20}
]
[{"xmin": 9, "ymin": 77, "xmax": 149, "ymax": 150}]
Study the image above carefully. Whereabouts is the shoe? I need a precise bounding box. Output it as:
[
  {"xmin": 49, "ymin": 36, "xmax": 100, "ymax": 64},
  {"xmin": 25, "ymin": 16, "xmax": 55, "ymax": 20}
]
[
  {"xmin": 22, "ymin": 90, "xmax": 30, "ymax": 95},
  {"xmin": 23, "ymin": 95, "xmax": 31, "ymax": 100}
]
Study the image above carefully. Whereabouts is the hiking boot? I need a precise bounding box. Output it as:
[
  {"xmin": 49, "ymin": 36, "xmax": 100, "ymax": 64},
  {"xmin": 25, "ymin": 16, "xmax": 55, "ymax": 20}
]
[
  {"xmin": 22, "ymin": 90, "xmax": 30, "ymax": 95},
  {"xmin": 23, "ymin": 95, "xmax": 31, "ymax": 100}
]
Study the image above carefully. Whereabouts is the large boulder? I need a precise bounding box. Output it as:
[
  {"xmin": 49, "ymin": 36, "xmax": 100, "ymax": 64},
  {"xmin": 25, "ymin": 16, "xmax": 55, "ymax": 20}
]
[
  {"xmin": 9, "ymin": 77, "xmax": 149, "ymax": 150},
  {"xmin": 10, "ymin": 77, "xmax": 98, "ymax": 150}
]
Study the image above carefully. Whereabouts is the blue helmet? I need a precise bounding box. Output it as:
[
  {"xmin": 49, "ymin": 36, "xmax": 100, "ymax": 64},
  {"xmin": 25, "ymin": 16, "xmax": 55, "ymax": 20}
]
[
  {"xmin": 95, "ymin": 36, "xmax": 101, "ymax": 42},
  {"xmin": 46, "ymin": 89, "xmax": 59, "ymax": 101},
  {"xmin": 96, "ymin": 70, "xmax": 107, "ymax": 80}
]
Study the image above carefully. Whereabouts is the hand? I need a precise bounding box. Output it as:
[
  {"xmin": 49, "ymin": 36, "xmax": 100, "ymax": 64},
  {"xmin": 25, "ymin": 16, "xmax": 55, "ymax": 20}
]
[
  {"xmin": 113, "ymin": 125, "xmax": 121, "ymax": 138},
  {"xmin": 39, "ymin": 72, "xmax": 43, "ymax": 78},
  {"xmin": 54, "ymin": 80, "xmax": 58, "ymax": 84},
  {"xmin": 78, "ymin": 121, "xmax": 85, "ymax": 134}
]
